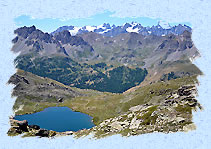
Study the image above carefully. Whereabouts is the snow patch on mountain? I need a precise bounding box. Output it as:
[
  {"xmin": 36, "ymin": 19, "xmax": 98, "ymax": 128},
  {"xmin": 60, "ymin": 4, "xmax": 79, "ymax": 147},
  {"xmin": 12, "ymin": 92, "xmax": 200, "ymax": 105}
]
[
  {"xmin": 52, "ymin": 22, "xmax": 191, "ymax": 37},
  {"xmin": 126, "ymin": 22, "xmax": 140, "ymax": 33},
  {"xmin": 69, "ymin": 27, "xmax": 81, "ymax": 36},
  {"xmin": 85, "ymin": 26, "xmax": 97, "ymax": 32},
  {"xmin": 158, "ymin": 20, "xmax": 171, "ymax": 29}
]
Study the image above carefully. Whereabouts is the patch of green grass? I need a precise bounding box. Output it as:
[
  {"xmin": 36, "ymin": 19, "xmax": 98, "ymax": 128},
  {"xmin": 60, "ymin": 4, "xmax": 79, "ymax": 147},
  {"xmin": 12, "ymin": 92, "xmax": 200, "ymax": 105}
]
[
  {"xmin": 175, "ymin": 104, "xmax": 192, "ymax": 114},
  {"xmin": 94, "ymin": 129, "xmax": 114, "ymax": 139},
  {"xmin": 180, "ymin": 121, "xmax": 193, "ymax": 126},
  {"xmin": 21, "ymin": 132, "xmax": 36, "ymax": 138},
  {"xmin": 138, "ymin": 105, "xmax": 158, "ymax": 125},
  {"xmin": 119, "ymin": 115, "xmax": 128, "ymax": 122},
  {"xmin": 7, "ymin": 128, "xmax": 21, "ymax": 137},
  {"xmin": 119, "ymin": 128, "xmax": 132, "ymax": 136},
  {"xmin": 74, "ymin": 129, "xmax": 92, "ymax": 138},
  {"xmin": 14, "ymin": 97, "xmax": 57, "ymax": 115}
]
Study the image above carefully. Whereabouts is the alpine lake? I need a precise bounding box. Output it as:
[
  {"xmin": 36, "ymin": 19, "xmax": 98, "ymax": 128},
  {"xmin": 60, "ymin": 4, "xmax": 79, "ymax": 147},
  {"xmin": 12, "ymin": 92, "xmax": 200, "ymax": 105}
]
[{"xmin": 14, "ymin": 107, "xmax": 95, "ymax": 132}]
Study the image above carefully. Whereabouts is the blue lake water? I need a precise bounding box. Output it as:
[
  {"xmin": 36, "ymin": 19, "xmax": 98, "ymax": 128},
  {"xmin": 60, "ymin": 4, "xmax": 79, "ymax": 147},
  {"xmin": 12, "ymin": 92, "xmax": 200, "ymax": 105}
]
[{"xmin": 14, "ymin": 107, "xmax": 95, "ymax": 132}]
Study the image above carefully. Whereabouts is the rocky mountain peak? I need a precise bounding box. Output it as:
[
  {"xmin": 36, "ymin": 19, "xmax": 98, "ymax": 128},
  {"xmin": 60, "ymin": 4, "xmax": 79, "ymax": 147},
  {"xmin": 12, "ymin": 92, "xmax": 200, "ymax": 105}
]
[
  {"xmin": 51, "ymin": 22, "xmax": 191, "ymax": 37},
  {"xmin": 14, "ymin": 25, "xmax": 36, "ymax": 39},
  {"xmin": 158, "ymin": 20, "xmax": 171, "ymax": 29},
  {"xmin": 54, "ymin": 30, "xmax": 72, "ymax": 44}
]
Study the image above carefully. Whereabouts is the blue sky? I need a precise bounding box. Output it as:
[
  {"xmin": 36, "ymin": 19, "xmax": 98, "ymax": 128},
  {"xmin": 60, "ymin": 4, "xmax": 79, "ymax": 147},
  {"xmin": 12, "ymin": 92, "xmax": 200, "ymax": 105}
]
[{"xmin": 14, "ymin": 11, "xmax": 191, "ymax": 33}]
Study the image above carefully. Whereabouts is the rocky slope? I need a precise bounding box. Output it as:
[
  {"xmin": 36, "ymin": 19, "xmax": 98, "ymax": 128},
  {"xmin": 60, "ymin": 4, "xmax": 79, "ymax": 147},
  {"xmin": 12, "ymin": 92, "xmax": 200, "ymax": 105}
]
[
  {"xmin": 8, "ymin": 69, "xmax": 104, "ymax": 115},
  {"xmin": 91, "ymin": 85, "xmax": 202, "ymax": 138},
  {"xmin": 12, "ymin": 26, "xmax": 95, "ymax": 61},
  {"xmin": 12, "ymin": 25, "xmax": 198, "ymax": 67},
  {"xmin": 78, "ymin": 30, "xmax": 199, "ymax": 68}
]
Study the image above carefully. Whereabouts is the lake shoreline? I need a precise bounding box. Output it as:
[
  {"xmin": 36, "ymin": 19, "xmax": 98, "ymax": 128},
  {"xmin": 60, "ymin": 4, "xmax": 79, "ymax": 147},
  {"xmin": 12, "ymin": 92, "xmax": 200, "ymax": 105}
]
[{"xmin": 13, "ymin": 106, "xmax": 95, "ymax": 133}]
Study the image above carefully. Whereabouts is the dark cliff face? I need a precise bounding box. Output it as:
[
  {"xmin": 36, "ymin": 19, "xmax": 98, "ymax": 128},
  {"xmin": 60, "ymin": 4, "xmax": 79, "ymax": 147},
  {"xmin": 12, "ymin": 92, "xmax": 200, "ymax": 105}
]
[
  {"xmin": 14, "ymin": 26, "xmax": 85, "ymax": 45},
  {"xmin": 14, "ymin": 25, "xmax": 53, "ymax": 45},
  {"xmin": 12, "ymin": 26, "xmax": 95, "ymax": 59},
  {"xmin": 14, "ymin": 25, "xmax": 36, "ymax": 39},
  {"xmin": 54, "ymin": 30, "xmax": 72, "ymax": 44},
  {"xmin": 54, "ymin": 30, "xmax": 89, "ymax": 46},
  {"xmin": 157, "ymin": 32, "xmax": 194, "ymax": 52},
  {"xmin": 29, "ymin": 30, "xmax": 52, "ymax": 43}
]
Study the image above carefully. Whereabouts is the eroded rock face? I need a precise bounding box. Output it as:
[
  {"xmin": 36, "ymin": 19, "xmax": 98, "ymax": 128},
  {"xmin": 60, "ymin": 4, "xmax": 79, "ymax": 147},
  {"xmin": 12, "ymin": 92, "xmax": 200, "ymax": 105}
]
[
  {"xmin": 35, "ymin": 129, "xmax": 49, "ymax": 137},
  {"xmin": 8, "ymin": 74, "xmax": 29, "ymax": 85},
  {"xmin": 8, "ymin": 119, "xmax": 29, "ymax": 136},
  {"xmin": 178, "ymin": 86, "xmax": 193, "ymax": 96},
  {"xmin": 110, "ymin": 122, "xmax": 124, "ymax": 131},
  {"xmin": 7, "ymin": 118, "xmax": 62, "ymax": 137},
  {"xmin": 16, "ymin": 120, "xmax": 28, "ymax": 132}
]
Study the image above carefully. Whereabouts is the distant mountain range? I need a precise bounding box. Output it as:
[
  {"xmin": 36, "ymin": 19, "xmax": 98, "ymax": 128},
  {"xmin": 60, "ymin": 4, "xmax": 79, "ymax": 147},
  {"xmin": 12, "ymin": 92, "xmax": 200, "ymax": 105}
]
[
  {"xmin": 51, "ymin": 22, "xmax": 191, "ymax": 37},
  {"xmin": 11, "ymin": 24, "xmax": 200, "ymax": 93}
]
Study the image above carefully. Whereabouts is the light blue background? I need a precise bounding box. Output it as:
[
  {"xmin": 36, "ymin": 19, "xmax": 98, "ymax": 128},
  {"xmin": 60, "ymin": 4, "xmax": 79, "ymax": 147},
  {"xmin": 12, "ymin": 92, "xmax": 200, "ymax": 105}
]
[{"xmin": 0, "ymin": 0, "xmax": 211, "ymax": 149}]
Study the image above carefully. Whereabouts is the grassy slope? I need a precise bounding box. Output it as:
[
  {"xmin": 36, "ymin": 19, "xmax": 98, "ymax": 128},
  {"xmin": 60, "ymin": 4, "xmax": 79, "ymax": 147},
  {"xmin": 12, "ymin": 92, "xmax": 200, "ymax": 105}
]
[
  {"xmin": 125, "ymin": 60, "xmax": 202, "ymax": 93},
  {"xmin": 12, "ymin": 69, "xmax": 103, "ymax": 115},
  {"xmin": 63, "ymin": 75, "xmax": 198, "ymax": 125},
  {"xmin": 12, "ymin": 69, "xmax": 198, "ymax": 126}
]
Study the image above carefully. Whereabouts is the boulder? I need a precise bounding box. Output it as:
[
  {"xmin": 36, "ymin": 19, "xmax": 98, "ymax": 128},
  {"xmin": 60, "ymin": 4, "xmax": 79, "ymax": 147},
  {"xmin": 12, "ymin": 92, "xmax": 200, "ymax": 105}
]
[
  {"xmin": 178, "ymin": 87, "xmax": 192, "ymax": 96},
  {"xmin": 63, "ymin": 131, "xmax": 74, "ymax": 135},
  {"xmin": 35, "ymin": 129, "xmax": 50, "ymax": 137},
  {"xmin": 16, "ymin": 120, "xmax": 28, "ymax": 132},
  {"xmin": 49, "ymin": 131, "xmax": 57, "ymax": 137},
  {"xmin": 188, "ymin": 102, "xmax": 197, "ymax": 107},
  {"xmin": 29, "ymin": 125, "xmax": 40, "ymax": 130},
  {"xmin": 149, "ymin": 90, "xmax": 154, "ymax": 94},
  {"xmin": 110, "ymin": 122, "xmax": 123, "ymax": 131},
  {"xmin": 129, "ymin": 118, "xmax": 141, "ymax": 130},
  {"xmin": 57, "ymin": 97, "xmax": 63, "ymax": 102},
  {"xmin": 7, "ymin": 127, "xmax": 22, "ymax": 136},
  {"xmin": 183, "ymin": 123, "xmax": 196, "ymax": 132},
  {"xmin": 175, "ymin": 117, "xmax": 185, "ymax": 123}
]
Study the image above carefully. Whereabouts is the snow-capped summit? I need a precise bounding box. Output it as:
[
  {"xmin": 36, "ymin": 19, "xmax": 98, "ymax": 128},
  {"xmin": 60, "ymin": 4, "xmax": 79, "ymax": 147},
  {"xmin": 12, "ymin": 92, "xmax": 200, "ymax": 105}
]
[
  {"xmin": 51, "ymin": 22, "xmax": 191, "ymax": 37},
  {"xmin": 158, "ymin": 20, "xmax": 171, "ymax": 29},
  {"xmin": 126, "ymin": 22, "xmax": 142, "ymax": 33},
  {"xmin": 69, "ymin": 26, "xmax": 81, "ymax": 36}
]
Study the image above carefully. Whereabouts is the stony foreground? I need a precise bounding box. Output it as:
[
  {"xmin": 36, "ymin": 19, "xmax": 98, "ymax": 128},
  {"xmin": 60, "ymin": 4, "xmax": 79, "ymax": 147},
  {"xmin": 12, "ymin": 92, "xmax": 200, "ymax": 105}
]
[{"xmin": 8, "ymin": 84, "xmax": 202, "ymax": 138}]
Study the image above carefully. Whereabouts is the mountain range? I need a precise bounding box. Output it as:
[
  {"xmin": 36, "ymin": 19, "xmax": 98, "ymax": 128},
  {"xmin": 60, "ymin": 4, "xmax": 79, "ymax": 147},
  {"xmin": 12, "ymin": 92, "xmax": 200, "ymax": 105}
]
[
  {"xmin": 51, "ymin": 22, "xmax": 191, "ymax": 37},
  {"xmin": 12, "ymin": 24, "xmax": 200, "ymax": 91}
]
